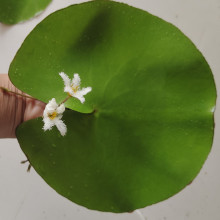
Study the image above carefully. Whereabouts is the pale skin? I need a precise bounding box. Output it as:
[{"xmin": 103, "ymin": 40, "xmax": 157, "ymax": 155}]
[{"xmin": 0, "ymin": 74, "xmax": 46, "ymax": 138}]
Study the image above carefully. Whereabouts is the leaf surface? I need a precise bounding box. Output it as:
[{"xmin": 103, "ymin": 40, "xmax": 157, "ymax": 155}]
[
  {"xmin": 0, "ymin": 0, "xmax": 51, "ymax": 24},
  {"xmin": 11, "ymin": 1, "xmax": 216, "ymax": 212}
]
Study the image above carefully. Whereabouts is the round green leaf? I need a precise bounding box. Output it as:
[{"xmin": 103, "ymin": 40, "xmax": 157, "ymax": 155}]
[
  {"xmin": 10, "ymin": 0, "xmax": 216, "ymax": 213},
  {"xmin": 0, "ymin": 0, "xmax": 51, "ymax": 24}
]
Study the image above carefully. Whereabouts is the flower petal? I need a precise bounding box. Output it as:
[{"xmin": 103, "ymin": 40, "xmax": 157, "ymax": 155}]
[
  {"xmin": 59, "ymin": 72, "xmax": 71, "ymax": 87},
  {"xmin": 43, "ymin": 117, "xmax": 54, "ymax": 131},
  {"xmin": 73, "ymin": 91, "xmax": 85, "ymax": 103},
  {"xmin": 55, "ymin": 119, "xmax": 67, "ymax": 136},
  {"xmin": 57, "ymin": 103, "xmax": 65, "ymax": 114},
  {"xmin": 47, "ymin": 98, "xmax": 58, "ymax": 110},
  {"xmin": 43, "ymin": 98, "xmax": 58, "ymax": 116},
  {"xmin": 64, "ymin": 86, "xmax": 73, "ymax": 95},
  {"xmin": 72, "ymin": 73, "xmax": 81, "ymax": 87},
  {"xmin": 80, "ymin": 87, "xmax": 92, "ymax": 95}
]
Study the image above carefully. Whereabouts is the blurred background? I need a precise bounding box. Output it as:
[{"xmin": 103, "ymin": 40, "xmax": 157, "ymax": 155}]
[{"xmin": 0, "ymin": 0, "xmax": 219, "ymax": 219}]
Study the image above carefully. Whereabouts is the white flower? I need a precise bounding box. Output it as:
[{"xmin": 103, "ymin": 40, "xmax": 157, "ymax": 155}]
[
  {"xmin": 43, "ymin": 98, "xmax": 67, "ymax": 136},
  {"xmin": 59, "ymin": 72, "xmax": 92, "ymax": 103}
]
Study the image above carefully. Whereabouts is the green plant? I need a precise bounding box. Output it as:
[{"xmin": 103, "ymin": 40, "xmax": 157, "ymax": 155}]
[{"xmin": 9, "ymin": 0, "xmax": 216, "ymax": 213}]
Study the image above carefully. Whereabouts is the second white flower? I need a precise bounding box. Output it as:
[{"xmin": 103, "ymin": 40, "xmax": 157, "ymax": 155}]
[{"xmin": 43, "ymin": 98, "xmax": 67, "ymax": 136}]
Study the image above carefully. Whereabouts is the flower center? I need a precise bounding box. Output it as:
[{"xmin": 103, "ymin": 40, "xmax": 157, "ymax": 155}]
[
  {"xmin": 71, "ymin": 85, "xmax": 79, "ymax": 93},
  {"xmin": 48, "ymin": 111, "xmax": 57, "ymax": 120}
]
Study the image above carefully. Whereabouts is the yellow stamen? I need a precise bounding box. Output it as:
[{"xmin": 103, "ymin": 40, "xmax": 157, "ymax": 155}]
[
  {"xmin": 72, "ymin": 86, "xmax": 79, "ymax": 93},
  {"xmin": 48, "ymin": 112, "xmax": 57, "ymax": 120}
]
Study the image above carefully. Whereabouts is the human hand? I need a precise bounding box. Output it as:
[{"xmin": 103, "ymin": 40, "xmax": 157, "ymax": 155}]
[{"xmin": 0, "ymin": 74, "xmax": 45, "ymax": 138}]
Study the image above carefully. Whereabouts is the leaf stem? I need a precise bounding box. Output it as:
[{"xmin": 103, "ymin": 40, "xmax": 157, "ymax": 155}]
[{"xmin": 0, "ymin": 86, "xmax": 38, "ymax": 101}]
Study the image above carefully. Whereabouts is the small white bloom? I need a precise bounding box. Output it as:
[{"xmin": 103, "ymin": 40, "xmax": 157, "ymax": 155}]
[
  {"xmin": 59, "ymin": 72, "xmax": 92, "ymax": 103},
  {"xmin": 43, "ymin": 98, "xmax": 67, "ymax": 136}
]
